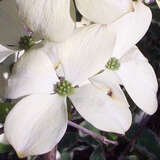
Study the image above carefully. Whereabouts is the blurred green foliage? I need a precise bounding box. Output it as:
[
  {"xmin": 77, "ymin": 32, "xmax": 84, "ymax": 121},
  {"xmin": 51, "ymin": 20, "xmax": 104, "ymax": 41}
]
[{"xmin": 0, "ymin": 103, "xmax": 13, "ymax": 123}]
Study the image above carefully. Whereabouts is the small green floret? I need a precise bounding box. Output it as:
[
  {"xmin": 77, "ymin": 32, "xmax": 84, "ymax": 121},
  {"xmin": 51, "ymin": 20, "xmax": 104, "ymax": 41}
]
[
  {"xmin": 55, "ymin": 80, "xmax": 74, "ymax": 96},
  {"xmin": 18, "ymin": 35, "xmax": 35, "ymax": 51},
  {"xmin": 106, "ymin": 57, "xmax": 120, "ymax": 71}
]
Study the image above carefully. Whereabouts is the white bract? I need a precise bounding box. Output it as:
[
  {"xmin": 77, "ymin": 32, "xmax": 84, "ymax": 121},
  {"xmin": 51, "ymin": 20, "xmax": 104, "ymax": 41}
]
[
  {"xmin": 156, "ymin": 0, "xmax": 160, "ymax": 8},
  {"xmin": 75, "ymin": 0, "xmax": 133, "ymax": 24},
  {"xmin": 108, "ymin": 1, "xmax": 152, "ymax": 58},
  {"xmin": 16, "ymin": 0, "xmax": 76, "ymax": 42},
  {"xmin": 4, "ymin": 24, "xmax": 132, "ymax": 157}
]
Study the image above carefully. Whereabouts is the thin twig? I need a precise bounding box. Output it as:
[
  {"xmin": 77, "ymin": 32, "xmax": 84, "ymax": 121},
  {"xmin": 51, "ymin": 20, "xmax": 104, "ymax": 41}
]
[
  {"xmin": 44, "ymin": 146, "xmax": 57, "ymax": 160},
  {"xmin": 68, "ymin": 120, "xmax": 118, "ymax": 146}
]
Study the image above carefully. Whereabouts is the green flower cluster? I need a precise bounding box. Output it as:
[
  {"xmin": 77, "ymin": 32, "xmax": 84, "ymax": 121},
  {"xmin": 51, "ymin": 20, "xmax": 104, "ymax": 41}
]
[
  {"xmin": 55, "ymin": 80, "xmax": 74, "ymax": 96},
  {"xmin": 18, "ymin": 36, "xmax": 35, "ymax": 51},
  {"xmin": 106, "ymin": 57, "xmax": 120, "ymax": 71}
]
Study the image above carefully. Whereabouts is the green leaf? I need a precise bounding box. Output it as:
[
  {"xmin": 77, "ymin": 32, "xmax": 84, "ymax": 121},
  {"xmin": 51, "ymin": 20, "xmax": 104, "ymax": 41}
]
[
  {"xmin": 27, "ymin": 156, "xmax": 38, "ymax": 160},
  {"xmin": 78, "ymin": 121, "xmax": 101, "ymax": 147},
  {"xmin": 127, "ymin": 155, "xmax": 139, "ymax": 160},
  {"xmin": 127, "ymin": 125, "xmax": 160, "ymax": 159},
  {"xmin": 89, "ymin": 146, "xmax": 105, "ymax": 160},
  {"xmin": 0, "ymin": 103, "xmax": 13, "ymax": 123},
  {"xmin": 104, "ymin": 133, "xmax": 118, "ymax": 141},
  {"xmin": 151, "ymin": 3, "xmax": 160, "ymax": 22},
  {"xmin": 58, "ymin": 132, "xmax": 78, "ymax": 152},
  {"xmin": 0, "ymin": 143, "xmax": 12, "ymax": 153},
  {"xmin": 61, "ymin": 152, "xmax": 71, "ymax": 160},
  {"xmin": 80, "ymin": 136, "xmax": 100, "ymax": 148}
]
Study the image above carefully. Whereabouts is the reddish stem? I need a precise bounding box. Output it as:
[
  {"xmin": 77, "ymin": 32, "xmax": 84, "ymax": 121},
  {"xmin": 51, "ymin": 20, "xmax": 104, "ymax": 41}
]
[{"xmin": 68, "ymin": 120, "xmax": 118, "ymax": 146}]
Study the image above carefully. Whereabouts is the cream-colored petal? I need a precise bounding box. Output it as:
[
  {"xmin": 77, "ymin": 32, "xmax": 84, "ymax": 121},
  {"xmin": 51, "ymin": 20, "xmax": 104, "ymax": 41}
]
[
  {"xmin": 5, "ymin": 45, "xmax": 59, "ymax": 99},
  {"xmin": 70, "ymin": 84, "xmax": 132, "ymax": 134},
  {"xmin": 62, "ymin": 24, "xmax": 116, "ymax": 86},
  {"xmin": 16, "ymin": 0, "xmax": 75, "ymax": 42},
  {"xmin": 39, "ymin": 41, "xmax": 65, "ymax": 77},
  {"xmin": 109, "ymin": 1, "xmax": 152, "ymax": 58},
  {"xmin": 75, "ymin": 0, "xmax": 133, "ymax": 24},
  {"xmin": 117, "ymin": 46, "xmax": 158, "ymax": 115},
  {"xmin": 90, "ymin": 69, "xmax": 129, "ymax": 106},
  {"xmin": 0, "ymin": 0, "xmax": 27, "ymax": 48},
  {"xmin": 157, "ymin": 0, "xmax": 160, "ymax": 8},
  {"xmin": 4, "ymin": 94, "xmax": 67, "ymax": 157},
  {"xmin": 40, "ymin": 41, "xmax": 62, "ymax": 68},
  {"xmin": 0, "ymin": 45, "xmax": 14, "ymax": 63}
]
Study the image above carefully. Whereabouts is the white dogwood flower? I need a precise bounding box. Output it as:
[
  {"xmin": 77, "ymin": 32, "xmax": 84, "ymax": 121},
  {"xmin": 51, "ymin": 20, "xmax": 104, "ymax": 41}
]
[
  {"xmin": 91, "ymin": 46, "xmax": 158, "ymax": 115},
  {"xmin": 4, "ymin": 25, "xmax": 132, "ymax": 157},
  {"xmin": 86, "ymin": 0, "xmax": 158, "ymax": 114},
  {"xmin": 16, "ymin": 0, "xmax": 76, "ymax": 42},
  {"xmin": 3, "ymin": 1, "xmax": 154, "ymax": 157}
]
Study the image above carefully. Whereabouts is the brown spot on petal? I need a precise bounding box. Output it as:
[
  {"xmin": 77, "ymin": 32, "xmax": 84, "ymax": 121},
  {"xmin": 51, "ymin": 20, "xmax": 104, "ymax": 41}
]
[{"xmin": 107, "ymin": 89, "xmax": 113, "ymax": 97}]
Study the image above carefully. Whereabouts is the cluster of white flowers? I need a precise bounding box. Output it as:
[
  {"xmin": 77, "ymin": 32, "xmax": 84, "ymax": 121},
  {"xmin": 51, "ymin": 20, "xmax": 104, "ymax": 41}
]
[{"xmin": 0, "ymin": 0, "xmax": 158, "ymax": 158}]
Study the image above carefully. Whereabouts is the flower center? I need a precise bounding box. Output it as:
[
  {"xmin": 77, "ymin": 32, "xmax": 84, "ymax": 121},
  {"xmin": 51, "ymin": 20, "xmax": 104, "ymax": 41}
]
[
  {"xmin": 106, "ymin": 57, "xmax": 120, "ymax": 71},
  {"xmin": 55, "ymin": 80, "xmax": 74, "ymax": 96},
  {"xmin": 18, "ymin": 36, "xmax": 35, "ymax": 51}
]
